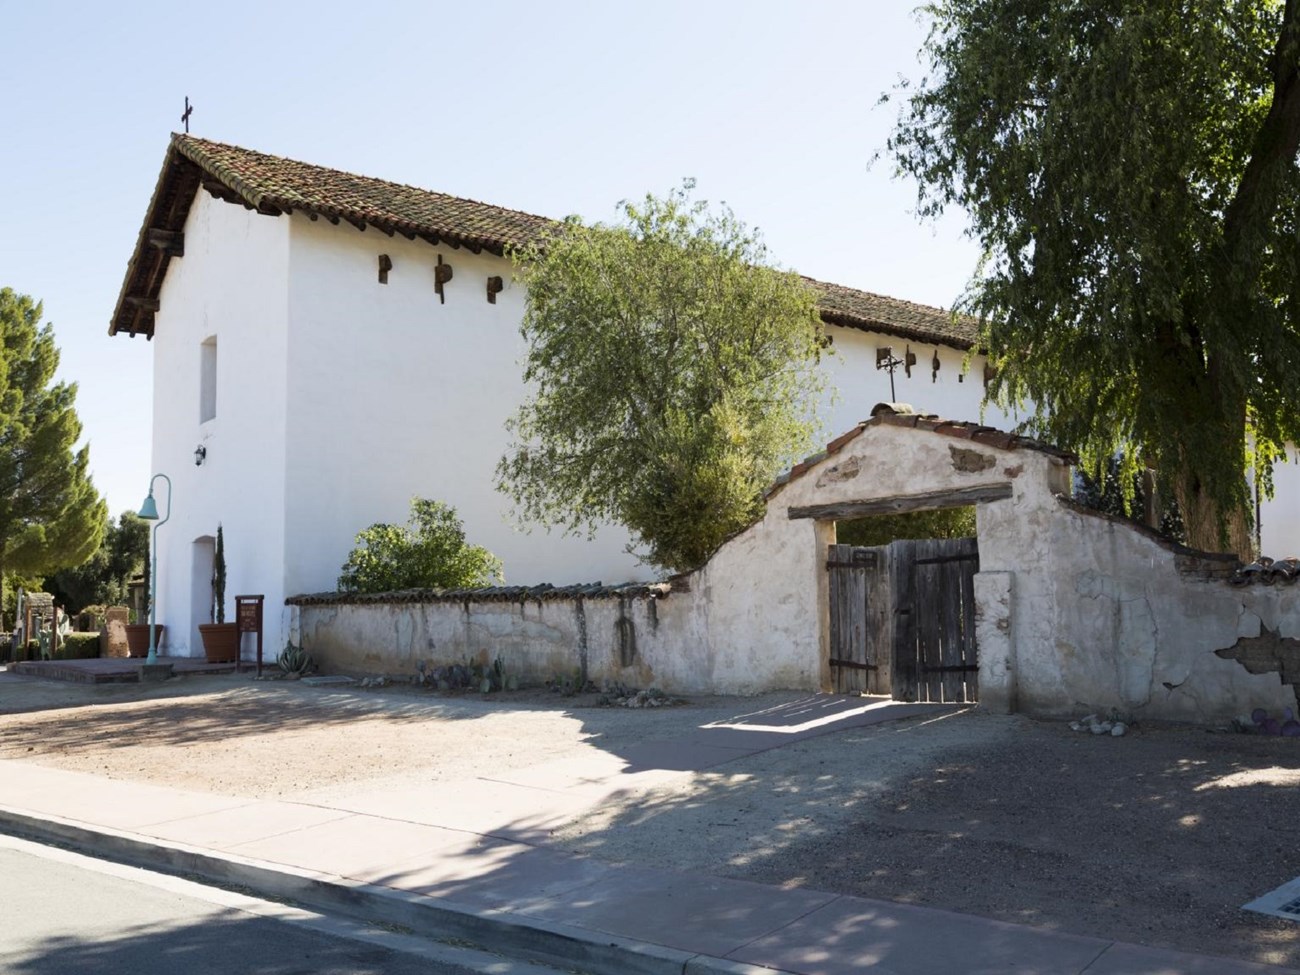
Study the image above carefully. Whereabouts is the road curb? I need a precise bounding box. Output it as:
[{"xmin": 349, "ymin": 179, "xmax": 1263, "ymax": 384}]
[{"xmin": 0, "ymin": 806, "xmax": 796, "ymax": 975}]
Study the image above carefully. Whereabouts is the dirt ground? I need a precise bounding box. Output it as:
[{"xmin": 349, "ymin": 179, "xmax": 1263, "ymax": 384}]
[{"xmin": 1, "ymin": 668, "xmax": 1297, "ymax": 968}]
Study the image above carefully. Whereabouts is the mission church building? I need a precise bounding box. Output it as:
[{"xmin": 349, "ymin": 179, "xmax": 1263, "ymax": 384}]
[{"xmin": 108, "ymin": 134, "xmax": 1300, "ymax": 656}]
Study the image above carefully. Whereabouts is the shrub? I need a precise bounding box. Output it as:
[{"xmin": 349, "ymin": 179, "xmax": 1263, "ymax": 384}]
[
  {"xmin": 338, "ymin": 498, "xmax": 503, "ymax": 593},
  {"xmin": 55, "ymin": 633, "xmax": 100, "ymax": 659},
  {"xmin": 77, "ymin": 604, "xmax": 107, "ymax": 632}
]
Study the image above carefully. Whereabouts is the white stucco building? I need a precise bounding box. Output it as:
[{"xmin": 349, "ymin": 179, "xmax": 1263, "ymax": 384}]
[{"xmin": 111, "ymin": 134, "xmax": 1298, "ymax": 658}]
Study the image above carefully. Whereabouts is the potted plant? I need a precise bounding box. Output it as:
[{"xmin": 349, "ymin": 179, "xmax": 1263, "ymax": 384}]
[
  {"xmin": 198, "ymin": 524, "xmax": 239, "ymax": 662},
  {"xmin": 125, "ymin": 547, "xmax": 163, "ymax": 657}
]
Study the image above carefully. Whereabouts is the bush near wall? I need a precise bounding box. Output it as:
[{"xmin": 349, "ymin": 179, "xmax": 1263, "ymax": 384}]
[
  {"xmin": 9, "ymin": 640, "xmax": 38, "ymax": 662},
  {"xmin": 54, "ymin": 633, "xmax": 101, "ymax": 659}
]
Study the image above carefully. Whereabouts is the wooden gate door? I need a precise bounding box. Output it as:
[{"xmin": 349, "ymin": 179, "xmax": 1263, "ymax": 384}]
[
  {"xmin": 826, "ymin": 544, "xmax": 889, "ymax": 694},
  {"xmin": 892, "ymin": 537, "xmax": 979, "ymax": 703}
]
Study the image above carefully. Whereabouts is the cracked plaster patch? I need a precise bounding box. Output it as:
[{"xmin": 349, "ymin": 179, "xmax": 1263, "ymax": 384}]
[
  {"xmin": 949, "ymin": 446, "xmax": 996, "ymax": 473},
  {"xmin": 1215, "ymin": 623, "xmax": 1300, "ymax": 707},
  {"xmin": 815, "ymin": 455, "xmax": 861, "ymax": 488}
]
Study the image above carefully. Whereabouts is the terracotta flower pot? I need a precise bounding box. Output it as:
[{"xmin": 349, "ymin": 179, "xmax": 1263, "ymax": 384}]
[
  {"xmin": 198, "ymin": 622, "xmax": 240, "ymax": 663},
  {"xmin": 124, "ymin": 624, "xmax": 166, "ymax": 658}
]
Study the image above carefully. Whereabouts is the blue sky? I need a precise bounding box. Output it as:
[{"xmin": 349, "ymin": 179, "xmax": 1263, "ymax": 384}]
[{"xmin": 0, "ymin": 1, "xmax": 979, "ymax": 519}]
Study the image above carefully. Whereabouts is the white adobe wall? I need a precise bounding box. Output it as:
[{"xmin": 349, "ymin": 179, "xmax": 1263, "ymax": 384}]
[
  {"xmin": 280, "ymin": 216, "xmax": 646, "ymax": 603},
  {"xmin": 149, "ymin": 191, "xmax": 290, "ymax": 656},
  {"xmin": 1259, "ymin": 450, "xmax": 1300, "ymax": 558},
  {"xmin": 820, "ymin": 325, "xmax": 1015, "ymax": 434},
  {"xmin": 980, "ymin": 472, "xmax": 1300, "ymax": 722},
  {"xmin": 293, "ymin": 593, "xmax": 713, "ymax": 692},
  {"xmin": 676, "ymin": 422, "xmax": 1035, "ymax": 695}
]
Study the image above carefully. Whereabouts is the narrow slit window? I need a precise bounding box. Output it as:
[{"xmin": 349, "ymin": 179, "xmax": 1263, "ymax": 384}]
[{"xmin": 199, "ymin": 336, "xmax": 217, "ymax": 423}]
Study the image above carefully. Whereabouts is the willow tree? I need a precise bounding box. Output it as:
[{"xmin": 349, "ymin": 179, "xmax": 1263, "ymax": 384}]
[
  {"xmin": 498, "ymin": 185, "xmax": 827, "ymax": 574},
  {"xmin": 0, "ymin": 289, "xmax": 106, "ymax": 605},
  {"xmin": 888, "ymin": 1, "xmax": 1300, "ymax": 556}
]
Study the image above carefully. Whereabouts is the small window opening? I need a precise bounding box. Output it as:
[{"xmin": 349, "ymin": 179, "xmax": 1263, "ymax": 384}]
[
  {"xmin": 836, "ymin": 506, "xmax": 976, "ymax": 547},
  {"xmin": 199, "ymin": 336, "xmax": 217, "ymax": 423}
]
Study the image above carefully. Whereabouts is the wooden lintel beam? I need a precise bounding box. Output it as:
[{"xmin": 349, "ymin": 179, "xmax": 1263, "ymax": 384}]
[
  {"xmin": 146, "ymin": 229, "xmax": 184, "ymax": 257},
  {"xmin": 788, "ymin": 482, "xmax": 1012, "ymax": 521}
]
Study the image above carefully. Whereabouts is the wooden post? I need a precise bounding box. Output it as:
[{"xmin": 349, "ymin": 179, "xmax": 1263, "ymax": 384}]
[{"xmin": 236, "ymin": 595, "xmax": 265, "ymax": 676}]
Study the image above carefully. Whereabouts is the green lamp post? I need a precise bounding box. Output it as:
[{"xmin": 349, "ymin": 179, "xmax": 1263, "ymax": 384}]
[{"xmin": 137, "ymin": 473, "xmax": 172, "ymax": 665}]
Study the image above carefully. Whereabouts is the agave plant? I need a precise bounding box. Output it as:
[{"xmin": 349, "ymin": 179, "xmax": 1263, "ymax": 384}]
[{"xmin": 277, "ymin": 642, "xmax": 314, "ymax": 677}]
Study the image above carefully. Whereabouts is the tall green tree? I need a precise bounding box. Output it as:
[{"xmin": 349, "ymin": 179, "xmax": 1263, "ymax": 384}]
[
  {"xmin": 45, "ymin": 511, "xmax": 149, "ymax": 612},
  {"xmin": 498, "ymin": 184, "xmax": 828, "ymax": 574},
  {"xmin": 888, "ymin": 0, "xmax": 1300, "ymax": 556},
  {"xmin": 0, "ymin": 289, "xmax": 106, "ymax": 604}
]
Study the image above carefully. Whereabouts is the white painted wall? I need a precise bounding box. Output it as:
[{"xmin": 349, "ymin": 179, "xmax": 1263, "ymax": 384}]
[
  {"xmin": 977, "ymin": 464, "xmax": 1300, "ymax": 722},
  {"xmin": 280, "ymin": 215, "xmax": 646, "ymax": 611},
  {"xmin": 820, "ymin": 326, "xmax": 1017, "ymax": 434},
  {"xmin": 294, "ymin": 593, "xmax": 710, "ymax": 692},
  {"xmin": 1259, "ymin": 449, "xmax": 1300, "ymax": 558},
  {"xmin": 149, "ymin": 191, "xmax": 290, "ymax": 657}
]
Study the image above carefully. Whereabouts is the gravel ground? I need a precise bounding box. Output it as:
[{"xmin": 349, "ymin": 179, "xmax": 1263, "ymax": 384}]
[{"xmin": 1, "ymin": 668, "xmax": 1297, "ymax": 967}]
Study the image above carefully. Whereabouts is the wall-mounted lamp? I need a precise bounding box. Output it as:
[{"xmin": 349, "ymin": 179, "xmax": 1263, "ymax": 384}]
[{"xmin": 194, "ymin": 444, "xmax": 207, "ymax": 466}]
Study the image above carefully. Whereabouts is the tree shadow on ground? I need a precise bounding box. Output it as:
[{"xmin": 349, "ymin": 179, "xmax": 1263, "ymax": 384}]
[
  {"xmin": 368, "ymin": 709, "xmax": 1300, "ymax": 970},
  {"xmin": 0, "ymin": 681, "xmax": 521, "ymax": 772},
  {"xmin": 9, "ymin": 911, "xmax": 420, "ymax": 975}
]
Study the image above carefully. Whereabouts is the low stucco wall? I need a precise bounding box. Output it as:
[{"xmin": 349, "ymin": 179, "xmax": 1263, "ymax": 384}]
[
  {"xmin": 291, "ymin": 413, "xmax": 1300, "ymax": 722},
  {"xmin": 987, "ymin": 499, "xmax": 1300, "ymax": 723},
  {"xmin": 289, "ymin": 583, "xmax": 807, "ymax": 696}
]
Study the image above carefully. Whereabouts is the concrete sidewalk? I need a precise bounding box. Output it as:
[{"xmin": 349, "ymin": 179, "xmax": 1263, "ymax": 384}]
[{"xmin": 1, "ymin": 695, "xmax": 1294, "ymax": 975}]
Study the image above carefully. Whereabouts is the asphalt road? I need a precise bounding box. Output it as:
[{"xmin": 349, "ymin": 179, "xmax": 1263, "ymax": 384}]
[{"xmin": 0, "ymin": 835, "xmax": 561, "ymax": 975}]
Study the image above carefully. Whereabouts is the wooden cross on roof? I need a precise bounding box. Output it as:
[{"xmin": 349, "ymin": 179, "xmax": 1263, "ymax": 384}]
[{"xmin": 181, "ymin": 96, "xmax": 193, "ymax": 134}]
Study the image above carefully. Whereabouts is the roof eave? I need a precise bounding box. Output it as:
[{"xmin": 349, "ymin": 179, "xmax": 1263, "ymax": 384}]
[
  {"xmin": 108, "ymin": 137, "xmax": 205, "ymax": 338},
  {"xmin": 819, "ymin": 311, "xmax": 976, "ymax": 353}
]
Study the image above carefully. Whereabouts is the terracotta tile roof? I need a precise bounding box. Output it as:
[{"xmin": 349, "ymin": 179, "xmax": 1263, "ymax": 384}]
[
  {"xmin": 808, "ymin": 277, "xmax": 977, "ymax": 350},
  {"xmin": 765, "ymin": 404, "xmax": 1076, "ymax": 500},
  {"xmin": 110, "ymin": 134, "xmax": 976, "ymax": 346},
  {"xmin": 174, "ymin": 135, "xmax": 556, "ymax": 253}
]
